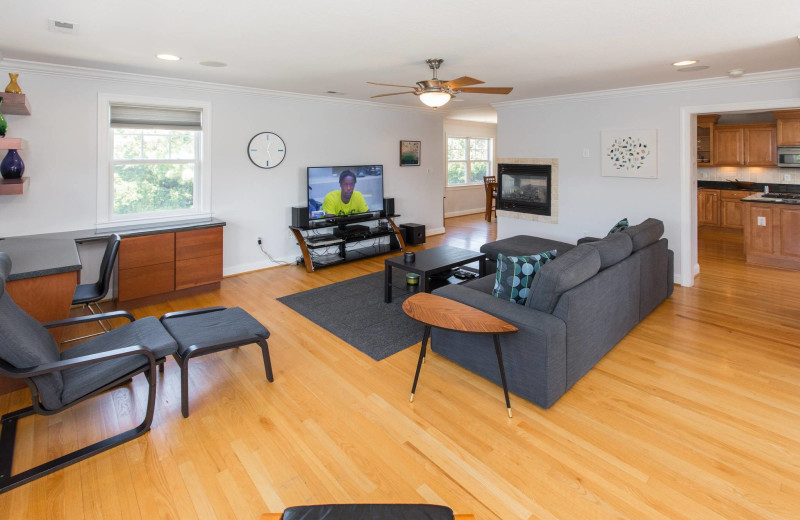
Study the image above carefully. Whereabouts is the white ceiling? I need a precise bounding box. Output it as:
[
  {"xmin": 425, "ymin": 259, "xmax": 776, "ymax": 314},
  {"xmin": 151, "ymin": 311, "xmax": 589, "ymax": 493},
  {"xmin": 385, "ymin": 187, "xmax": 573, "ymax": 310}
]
[{"xmin": 3, "ymin": 0, "xmax": 800, "ymax": 120}]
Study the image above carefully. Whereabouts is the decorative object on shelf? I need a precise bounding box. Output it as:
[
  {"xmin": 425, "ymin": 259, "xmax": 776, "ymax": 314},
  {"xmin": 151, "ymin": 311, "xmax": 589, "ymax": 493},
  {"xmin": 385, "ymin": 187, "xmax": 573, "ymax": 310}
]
[
  {"xmin": 406, "ymin": 273, "xmax": 420, "ymax": 285},
  {"xmin": 4, "ymin": 73, "xmax": 21, "ymax": 94},
  {"xmin": 601, "ymin": 129, "xmax": 658, "ymax": 178},
  {"xmin": 400, "ymin": 140, "xmax": 420, "ymax": 166},
  {"xmin": 404, "ymin": 251, "xmax": 416, "ymax": 262},
  {"xmin": 0, "ymin": 99, "xmax": 6, "ymax": 137},
  {"xmin": 247, "ymin": 132, "xmax": 286, "ymax": 169},
  {"xmin": 1, "ymin": 148, "xmax": 25, "ymax": 179}
]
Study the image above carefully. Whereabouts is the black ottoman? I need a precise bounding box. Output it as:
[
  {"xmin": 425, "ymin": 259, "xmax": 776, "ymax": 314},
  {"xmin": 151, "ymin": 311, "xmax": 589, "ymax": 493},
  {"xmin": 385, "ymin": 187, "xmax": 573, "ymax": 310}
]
[
  {"xmin": 160, "ymin": 306, "xmax": 273, "ymax": 418},
  {"xmin": 480, "ymin": 235, "xmax": 575, "ymax": 274}
]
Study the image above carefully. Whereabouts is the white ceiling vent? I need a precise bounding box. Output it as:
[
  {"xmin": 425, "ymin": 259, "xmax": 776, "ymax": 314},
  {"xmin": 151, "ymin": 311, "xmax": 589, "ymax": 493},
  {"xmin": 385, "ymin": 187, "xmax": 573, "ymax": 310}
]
[{"xmin": 48, "ymin": 19, "xmax": 79, "ymax": 35}]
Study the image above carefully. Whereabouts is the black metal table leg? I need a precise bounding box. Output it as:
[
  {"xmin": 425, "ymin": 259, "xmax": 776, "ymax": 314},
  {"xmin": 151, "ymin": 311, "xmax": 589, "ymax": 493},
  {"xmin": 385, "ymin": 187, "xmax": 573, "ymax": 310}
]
[
  {"xmin": 493, "ymin": 334, "xmax": 513, "ymax": 418},
  {"xmin": 384, "ymin": 264, "xmax": 393, "ymax": 303},
  {"xmin": 410, "ymin": 325, "xmax": 431, "ymax": 402}
]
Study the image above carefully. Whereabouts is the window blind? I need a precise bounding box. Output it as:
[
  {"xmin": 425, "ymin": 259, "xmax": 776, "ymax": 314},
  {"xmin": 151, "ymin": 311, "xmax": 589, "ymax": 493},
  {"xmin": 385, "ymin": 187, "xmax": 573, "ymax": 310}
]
[{"xmin": 109, "ymin": 104, "xmax": 202, "ymax": 131}]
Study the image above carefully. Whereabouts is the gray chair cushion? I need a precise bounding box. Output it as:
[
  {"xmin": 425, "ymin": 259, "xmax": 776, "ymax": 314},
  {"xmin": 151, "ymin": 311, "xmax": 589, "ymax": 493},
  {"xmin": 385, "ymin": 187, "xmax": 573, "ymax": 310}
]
[
  {"xmin": 0, "ymin": 253, "xmax": 64, "ymax": 410},
  {"xmin": 583, "ymin": 232, "xmax": 633, "ymax": 270},
  {"xmin": 622, "ymin": 218, "xmax": 664, "ymax": 251},
  {"xmin": 527, "ymin": 244, "xmax": 602, "ymax": 314},
  {"xmin": 60, "ymin": 317, "xmax": 177, "ymax": 405},
  {"xmin": 161, "ymin": 307, "xmax": 269, "ymax": 357}
]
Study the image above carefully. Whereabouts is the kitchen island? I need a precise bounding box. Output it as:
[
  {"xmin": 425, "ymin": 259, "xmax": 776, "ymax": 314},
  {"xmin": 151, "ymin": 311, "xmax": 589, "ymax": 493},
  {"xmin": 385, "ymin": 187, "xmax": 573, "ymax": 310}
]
[{"xmin": 742, "ymin": 192, "xmax": 800, "ymax": 269}]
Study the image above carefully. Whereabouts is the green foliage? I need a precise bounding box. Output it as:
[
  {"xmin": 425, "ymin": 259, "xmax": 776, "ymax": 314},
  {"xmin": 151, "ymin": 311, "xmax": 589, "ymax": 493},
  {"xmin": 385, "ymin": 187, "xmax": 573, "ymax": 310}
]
[
  {"xmin": 447, "ymin": 137, "xmax": 466, "ymax": 160},
  {"xmin": 447, "ymin": 162, "xmax": 466, "ymax": 185},
  {"xmin": 470, "ymin": 161, "xmax": 488, "ymax": 183}
]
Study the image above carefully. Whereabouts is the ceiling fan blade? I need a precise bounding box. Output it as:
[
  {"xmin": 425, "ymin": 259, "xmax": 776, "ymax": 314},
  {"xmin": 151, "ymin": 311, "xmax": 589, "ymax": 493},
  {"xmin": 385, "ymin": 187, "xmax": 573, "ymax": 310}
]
[
  {"xmin": 443, "ymin": 76, "xmax": 485, "ymax": 88},
  {"xmin": 457, "ymin": 87, "xmax": 514, "ymax": 95},
  {"xmin": 370, "ymin": 91, "xmax": 417, "ymax": 98},
  {"xmin": 367, "ymin": 81, "xmax": 419, "ymax": 89}
]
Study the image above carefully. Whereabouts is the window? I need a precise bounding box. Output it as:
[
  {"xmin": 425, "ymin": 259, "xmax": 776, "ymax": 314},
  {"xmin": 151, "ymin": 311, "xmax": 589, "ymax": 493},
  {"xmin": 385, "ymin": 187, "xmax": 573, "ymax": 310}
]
[
  {"xmin": 97, "ymin": 95, "xmax": 211, "ymax": 225},
  {"xmin": 447, "ymin": 136, "xmax": 492, "ymax": 186}
]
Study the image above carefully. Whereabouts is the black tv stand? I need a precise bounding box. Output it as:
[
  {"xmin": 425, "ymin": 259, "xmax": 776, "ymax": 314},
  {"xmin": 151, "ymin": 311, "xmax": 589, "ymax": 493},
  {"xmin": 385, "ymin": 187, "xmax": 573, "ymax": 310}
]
[{"xmin": 289, "ymin": 215, "xmax": 405, "ymax": 272}]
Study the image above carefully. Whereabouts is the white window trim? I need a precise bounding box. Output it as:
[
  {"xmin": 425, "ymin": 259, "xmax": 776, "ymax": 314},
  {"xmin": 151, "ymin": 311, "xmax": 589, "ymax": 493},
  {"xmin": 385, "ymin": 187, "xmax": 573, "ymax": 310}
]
[
  {"xmin": 446, "ymin": 136, "xmax": 493, "ymax": 187},
  {"xmin": 96, "ymin": 93, "xmax": 212, "ymax": 228}
]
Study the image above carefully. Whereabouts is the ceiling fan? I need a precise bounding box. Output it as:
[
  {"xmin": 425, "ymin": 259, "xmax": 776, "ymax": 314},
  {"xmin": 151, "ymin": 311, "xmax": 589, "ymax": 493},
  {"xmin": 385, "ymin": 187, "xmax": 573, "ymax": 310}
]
[{"xmin": 368, "ymin": 58, "xmax": 513, "ymax": 108}]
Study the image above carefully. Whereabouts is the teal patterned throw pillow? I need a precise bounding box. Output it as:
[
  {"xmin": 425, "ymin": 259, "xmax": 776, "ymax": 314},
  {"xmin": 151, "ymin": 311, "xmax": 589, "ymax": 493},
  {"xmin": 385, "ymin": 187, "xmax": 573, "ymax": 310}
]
[
  {"xmin": 492, "ymin": 250, "xmax": 557, "ymax": 305},
  {"xmin": 609, "ymin": 218, "xmax": 629, "ymax": 234}
]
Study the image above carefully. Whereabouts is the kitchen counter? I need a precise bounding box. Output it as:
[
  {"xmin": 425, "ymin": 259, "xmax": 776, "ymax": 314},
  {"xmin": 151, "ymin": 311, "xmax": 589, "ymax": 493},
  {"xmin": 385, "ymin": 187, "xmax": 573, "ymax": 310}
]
[
  {"xmin": 742, "ymin": 193, "xmax": 800, "ymax": 205},
  {"xmin": 0, "ymin": 237, "xmax": 81, "ymax": 281},
  {"xmin": 698, "ymin": 180, "xmax": 800, "ymax": 193}
]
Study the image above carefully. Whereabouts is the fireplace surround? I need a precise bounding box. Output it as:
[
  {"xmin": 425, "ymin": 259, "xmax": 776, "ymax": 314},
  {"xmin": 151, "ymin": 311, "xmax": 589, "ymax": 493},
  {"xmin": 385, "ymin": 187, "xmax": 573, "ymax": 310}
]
[{"xmin": 496, "ymin": 158, "xmax": 559, "ymax": 223}]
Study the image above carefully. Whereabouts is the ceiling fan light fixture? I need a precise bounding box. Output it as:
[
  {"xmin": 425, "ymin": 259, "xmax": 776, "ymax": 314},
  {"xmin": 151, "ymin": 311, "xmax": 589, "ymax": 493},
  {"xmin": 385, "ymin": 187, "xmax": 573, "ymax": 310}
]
[
  {"xmin": 672, "ymin": 59, "xmax": 697, "ymax": 67},
  {"xmin": 419, "ymin": 91, "xmax": 452, "ymax": 108}
]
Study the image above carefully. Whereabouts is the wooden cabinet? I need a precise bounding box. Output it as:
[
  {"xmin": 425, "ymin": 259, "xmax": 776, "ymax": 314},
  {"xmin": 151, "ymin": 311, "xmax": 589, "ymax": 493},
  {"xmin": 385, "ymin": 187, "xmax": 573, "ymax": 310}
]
[
  {"xmin": 696, "ymin": 114, "xmax": 719, "ymax": 167},
  {"xmin": 117, "ymin": 227, "xmax": 223, "ymax": 302},
  {"xmin": 743, "ymin": 203, "xmax": 800, "ymax": 269},
  {"xmin": 774, "ymin": 110, "xmax": 800, "ymax": 146},
  {"xmin": 714, "ymin": 124, "xmax": 777, "ymax": 166},
  {"xmin": 698, "ymin": 189, "xmax": 720, "ymax": 226},
  {"xmin": 720, "ymin": 190, "xmax": 755, "ymax": 229}
]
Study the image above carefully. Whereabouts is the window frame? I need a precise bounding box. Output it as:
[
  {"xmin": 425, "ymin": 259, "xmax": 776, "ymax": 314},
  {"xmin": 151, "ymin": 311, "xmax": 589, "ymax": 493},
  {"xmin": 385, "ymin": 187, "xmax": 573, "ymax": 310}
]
[
  {"xmin": 96, "ymin": 93, "xmax": 212, "ymax": 227},
  {"xmin": 446, "ymin": 135, "xmax": 493, "ymax": 188}
]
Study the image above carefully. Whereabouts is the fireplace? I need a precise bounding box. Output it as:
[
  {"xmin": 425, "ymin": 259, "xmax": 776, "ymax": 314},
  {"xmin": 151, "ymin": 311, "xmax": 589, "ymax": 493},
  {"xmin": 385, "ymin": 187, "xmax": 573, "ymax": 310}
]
[{"xmin": 497, "ymin": 163, "xmax": 552, "ymax": 216}]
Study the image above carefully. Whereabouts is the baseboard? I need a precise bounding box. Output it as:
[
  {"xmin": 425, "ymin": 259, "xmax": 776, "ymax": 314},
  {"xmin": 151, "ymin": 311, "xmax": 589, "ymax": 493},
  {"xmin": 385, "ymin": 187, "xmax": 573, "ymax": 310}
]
[
  {"xmin": 427, "ymin": 226, "xmax": 446, "ymax": 236},
  {"xmin": 444, "ymin": 209, "xmax": 485, "ymax": 218},
  {"xmin": 224, "ymin": 256, "xmax": 296, "ymax": 276}
]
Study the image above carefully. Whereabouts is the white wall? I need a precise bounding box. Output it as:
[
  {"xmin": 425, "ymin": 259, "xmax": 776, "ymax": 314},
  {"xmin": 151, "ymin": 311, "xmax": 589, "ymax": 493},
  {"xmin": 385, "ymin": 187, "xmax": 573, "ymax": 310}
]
[
  {"xmin": 443, "ymin": 120, "xmax": 497, "ymax": 217},
  {"xmin": 494, "ymin": 70, "xmax": 800, "ymax": 284},
  {"xmin": 0, "ymin": 61, "xmax": 445, "ymax": 275}
]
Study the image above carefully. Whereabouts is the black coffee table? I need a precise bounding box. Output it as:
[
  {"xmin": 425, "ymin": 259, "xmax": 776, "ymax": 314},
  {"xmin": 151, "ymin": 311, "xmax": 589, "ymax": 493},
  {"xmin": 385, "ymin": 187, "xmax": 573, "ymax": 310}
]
[{"xmin": 384, "ymin": 245, "xmax": 486, "ymax": 303}]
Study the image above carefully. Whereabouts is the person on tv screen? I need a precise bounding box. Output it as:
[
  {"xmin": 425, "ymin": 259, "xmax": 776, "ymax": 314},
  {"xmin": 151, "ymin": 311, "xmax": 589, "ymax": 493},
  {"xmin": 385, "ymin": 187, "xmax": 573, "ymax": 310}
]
[{"xmin": 321, "ymin": 170, "xmax": 370, "ymax": 217}]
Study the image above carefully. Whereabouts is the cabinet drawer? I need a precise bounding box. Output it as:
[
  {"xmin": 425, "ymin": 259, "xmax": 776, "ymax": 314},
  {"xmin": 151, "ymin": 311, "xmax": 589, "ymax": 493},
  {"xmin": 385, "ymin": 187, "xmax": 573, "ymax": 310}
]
[
  {"xmin": 176, "ymin": 227, "xmax": 223, "ymax": 260},
  {"xmin": 175, "ymin": 254, "xmax": 222, "ymax": 290},
  {"xmin": 118, "ymin": 262, "xmax": 175, "ymax": 301},
  {"xmin": 119, "ymin": 233, "xmax": 175, "ymax": 269},
  {"xmin": 720, "ymin": 190, "xmax": 752, "ymax": 200}
]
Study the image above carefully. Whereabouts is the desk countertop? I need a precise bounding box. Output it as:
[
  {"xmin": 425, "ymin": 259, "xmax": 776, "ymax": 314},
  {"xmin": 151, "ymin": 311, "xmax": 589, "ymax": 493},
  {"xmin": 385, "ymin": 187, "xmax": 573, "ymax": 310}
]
[{"xmin": 0, "ymin": 237, "xmax": 81, "ymax": 281}]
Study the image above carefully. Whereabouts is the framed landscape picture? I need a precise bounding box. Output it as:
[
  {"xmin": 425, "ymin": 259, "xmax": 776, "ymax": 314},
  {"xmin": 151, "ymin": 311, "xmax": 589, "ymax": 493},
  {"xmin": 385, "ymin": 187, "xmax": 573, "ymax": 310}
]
[{"xmin": 400, "ymin": 140, "xmax": 421, "ymax": 166}]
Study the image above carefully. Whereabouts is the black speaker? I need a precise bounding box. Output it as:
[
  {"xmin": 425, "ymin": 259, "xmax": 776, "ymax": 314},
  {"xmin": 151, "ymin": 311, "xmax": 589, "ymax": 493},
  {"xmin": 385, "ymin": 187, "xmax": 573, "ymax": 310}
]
[
  {"xmin": 400, "ymin": 223, "xmax": 426, "ymax": 245},
  {"xmin": 292, "ymin": 206, "xmax": 309, "ymax": 228},
  {"xmin": 383, "ymin": 197, "xmax": 395, "ymax": 217}
]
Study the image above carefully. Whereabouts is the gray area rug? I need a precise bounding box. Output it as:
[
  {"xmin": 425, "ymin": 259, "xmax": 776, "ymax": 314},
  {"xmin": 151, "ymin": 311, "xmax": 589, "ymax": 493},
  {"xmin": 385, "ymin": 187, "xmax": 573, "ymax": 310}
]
[{"xmin": 277, "ymin": 272, "xmax": 425, "ymax": 361}]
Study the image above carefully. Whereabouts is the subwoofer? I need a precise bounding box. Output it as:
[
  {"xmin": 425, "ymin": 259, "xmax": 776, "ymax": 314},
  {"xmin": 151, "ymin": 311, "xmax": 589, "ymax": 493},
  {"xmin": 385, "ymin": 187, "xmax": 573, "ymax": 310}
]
[{"xmin": 291, "ymin": 206, "xmax": 309, "ymax": 228}]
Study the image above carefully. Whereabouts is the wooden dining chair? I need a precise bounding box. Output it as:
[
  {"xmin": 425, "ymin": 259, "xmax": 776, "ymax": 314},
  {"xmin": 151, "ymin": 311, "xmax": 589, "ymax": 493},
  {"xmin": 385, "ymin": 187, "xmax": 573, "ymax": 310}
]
[{"xmin": 483, "ymin": 176, "xmax": 497, "ymax": 222}]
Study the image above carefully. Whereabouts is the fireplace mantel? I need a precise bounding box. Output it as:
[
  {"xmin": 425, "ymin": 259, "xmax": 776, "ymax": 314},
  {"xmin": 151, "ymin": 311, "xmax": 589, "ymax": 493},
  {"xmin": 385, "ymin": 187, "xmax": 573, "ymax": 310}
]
[{"xmin": 496, "ymin": 158, "xmax": 559, "ymax": 224}]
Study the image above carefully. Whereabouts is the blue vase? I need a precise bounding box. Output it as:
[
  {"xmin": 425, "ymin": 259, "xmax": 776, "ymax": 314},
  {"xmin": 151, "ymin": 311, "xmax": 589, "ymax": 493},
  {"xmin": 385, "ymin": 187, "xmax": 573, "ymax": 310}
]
[{"xmin": 1, "ymin": 149, "xmax": 25, "ymax": 179}]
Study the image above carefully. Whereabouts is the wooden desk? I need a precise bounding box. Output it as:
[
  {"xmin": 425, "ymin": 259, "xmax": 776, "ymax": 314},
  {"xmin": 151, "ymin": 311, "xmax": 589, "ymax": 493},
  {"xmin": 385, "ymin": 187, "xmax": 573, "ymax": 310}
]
[{"xmin": 0, "ymin": 238, "xmax": 80, "ymax": 395}]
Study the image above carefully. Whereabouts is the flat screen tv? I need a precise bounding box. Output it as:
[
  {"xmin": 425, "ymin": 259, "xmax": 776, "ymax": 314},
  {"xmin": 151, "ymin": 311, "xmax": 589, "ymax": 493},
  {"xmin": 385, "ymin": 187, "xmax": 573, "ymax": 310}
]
[{"xmin": 307, "ymin": 165, "xmax": 384, "ymax": 222}]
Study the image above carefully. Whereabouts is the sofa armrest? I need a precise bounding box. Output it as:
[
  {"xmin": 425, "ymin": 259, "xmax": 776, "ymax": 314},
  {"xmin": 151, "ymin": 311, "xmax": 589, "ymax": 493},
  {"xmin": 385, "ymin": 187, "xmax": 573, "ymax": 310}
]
[{"xmin": 433, "ymin": 284, "xmax": 566, "ymax": 336}]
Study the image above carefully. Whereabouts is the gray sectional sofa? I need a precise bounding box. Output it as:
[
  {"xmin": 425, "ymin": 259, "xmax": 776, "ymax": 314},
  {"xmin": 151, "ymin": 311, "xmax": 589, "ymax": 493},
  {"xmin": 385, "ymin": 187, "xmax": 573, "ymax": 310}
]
[{"xmin": 430, "ymin": 218, "xmax": 674, "ymax": 408}]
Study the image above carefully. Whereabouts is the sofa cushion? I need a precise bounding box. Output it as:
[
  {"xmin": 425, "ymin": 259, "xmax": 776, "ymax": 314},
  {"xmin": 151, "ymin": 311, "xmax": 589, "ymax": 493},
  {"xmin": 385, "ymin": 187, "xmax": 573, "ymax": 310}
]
[
  {"xmin": 608, "ymin": 218, "xmax": 629, "ymax": 234},
  {"xmin": 583, "ymin": 232, "xmax": 633, "ymax": 270},
  {"xmin": 622, "ymin": 218, "xmax": 664, "ymax": 251},
  {"xmin": 492, "ymin": 250, "xmax": 556, "ymax": 305},
  {"xmin": 527, "ymin": 244, "xmax": 602, "ymax": 314}
]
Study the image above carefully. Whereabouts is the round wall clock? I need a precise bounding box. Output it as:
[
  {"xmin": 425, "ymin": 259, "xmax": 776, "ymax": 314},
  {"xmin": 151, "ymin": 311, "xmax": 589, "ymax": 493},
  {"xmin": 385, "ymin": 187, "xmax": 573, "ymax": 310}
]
[{"xmin": 247, "ymin": 132, "xmax": 286, "ymax": 169}]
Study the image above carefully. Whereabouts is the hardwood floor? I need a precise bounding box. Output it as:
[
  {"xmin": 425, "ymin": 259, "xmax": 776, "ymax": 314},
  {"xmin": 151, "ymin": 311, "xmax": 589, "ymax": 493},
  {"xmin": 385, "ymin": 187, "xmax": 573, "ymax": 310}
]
[{"xmin": 2, "ymin": 215, "xmax": 799, "ymax": 519}]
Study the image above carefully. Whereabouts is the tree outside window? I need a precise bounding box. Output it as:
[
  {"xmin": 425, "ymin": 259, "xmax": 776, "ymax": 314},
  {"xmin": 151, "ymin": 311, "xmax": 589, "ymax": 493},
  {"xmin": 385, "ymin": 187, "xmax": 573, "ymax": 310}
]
[{"xmin": 447, "ymin": 136, "xmax": 492, "ymax": 186}]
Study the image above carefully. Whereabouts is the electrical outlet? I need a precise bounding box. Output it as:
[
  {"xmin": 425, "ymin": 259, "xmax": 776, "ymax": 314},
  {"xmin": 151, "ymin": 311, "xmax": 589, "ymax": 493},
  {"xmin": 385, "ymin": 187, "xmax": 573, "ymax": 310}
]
[
  {"xmin": 257, "ymin": 237, "xmax": 262, "ymax": 245},
  {"xmin": 757, "ymin": 216, "xmax": 767, "ymax": 227},
  {"xmin": 582, "ymin": 148, "xmax": 590, "ymax": 158},
  {"xmin": 784, "ymin": 173, "xmax": 792, "ymax": 182},
  {"xmin": 701, "ymin": 171, "xmax": 708, "ymax": 179}
]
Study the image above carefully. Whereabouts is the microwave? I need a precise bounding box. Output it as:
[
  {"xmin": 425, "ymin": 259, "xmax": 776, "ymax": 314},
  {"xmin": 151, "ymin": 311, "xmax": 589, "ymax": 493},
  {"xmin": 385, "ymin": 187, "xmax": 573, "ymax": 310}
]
[{"xmin": 778, "ymin": 147, "xmax": 800, "ymax": 168}]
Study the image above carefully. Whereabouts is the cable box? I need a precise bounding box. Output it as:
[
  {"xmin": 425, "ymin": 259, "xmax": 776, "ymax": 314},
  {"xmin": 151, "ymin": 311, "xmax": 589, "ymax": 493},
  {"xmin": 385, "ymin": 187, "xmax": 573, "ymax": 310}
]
[{"xmin": 334, "ymin": 225, "xmax": 370, "ymax": 237}]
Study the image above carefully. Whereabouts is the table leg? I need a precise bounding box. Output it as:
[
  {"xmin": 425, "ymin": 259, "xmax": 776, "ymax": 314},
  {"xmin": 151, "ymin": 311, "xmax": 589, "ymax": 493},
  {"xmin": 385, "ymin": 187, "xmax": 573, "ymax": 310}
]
[
  {"xmin": 384, "ymin": 264, "xmax": 393, "ymax": 303},
  {"xmin": 410, "ymin": 325, "xmax": 431, "ymax": 402},
  {"xmin": 479, "ymin": 256, "xmax": 486, "ymax": 277},
  {"xmin": 493, "ymin": 334, "xmax": 512, "ymax": 418}
]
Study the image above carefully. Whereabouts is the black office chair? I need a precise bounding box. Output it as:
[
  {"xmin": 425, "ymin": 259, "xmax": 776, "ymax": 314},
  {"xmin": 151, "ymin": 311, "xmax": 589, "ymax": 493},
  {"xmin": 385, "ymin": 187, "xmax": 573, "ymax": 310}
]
[
  {"xmin": 0, "ymin": 252, "xmax": 178, "ymax": 493},
  {"xmin": 63, "ymin": 234, "xmax": 121, "ymax": 343}
]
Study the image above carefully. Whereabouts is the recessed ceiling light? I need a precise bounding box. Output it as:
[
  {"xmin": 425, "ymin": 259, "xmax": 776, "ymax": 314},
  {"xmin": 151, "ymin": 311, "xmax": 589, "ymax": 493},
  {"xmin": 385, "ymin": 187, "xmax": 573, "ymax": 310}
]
[
  {"xmin": 672, "ymin": 60, "xmax": 698, "ymax": 67},
  {"xmin": 727, "ymin": 69, "xmax": 745, "ymax": 78},
  {"xmin": 200, "ymin": 61, "xmax": 227, "ymax": 67},
  {"xmin": 676, "ymin": 65, "xmax": 709, "ymax": 72},
  {"xmin": 156, "ymin": 54, "xmax": 181, "ymax": 61}
]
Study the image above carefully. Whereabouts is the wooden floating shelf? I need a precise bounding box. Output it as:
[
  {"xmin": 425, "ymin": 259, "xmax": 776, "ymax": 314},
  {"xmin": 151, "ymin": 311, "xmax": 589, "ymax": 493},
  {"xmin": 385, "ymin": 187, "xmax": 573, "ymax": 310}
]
[
  {"xmin": 0, "ymin": 137, "xmax": 26, "ymax": 150},
  {"xmin": 0, "ymin": 92, "xmax": 31, "ymax": 115},
  {"xmin": 0, "ymin": 177, "xmax": 29, "ymax": 195}
]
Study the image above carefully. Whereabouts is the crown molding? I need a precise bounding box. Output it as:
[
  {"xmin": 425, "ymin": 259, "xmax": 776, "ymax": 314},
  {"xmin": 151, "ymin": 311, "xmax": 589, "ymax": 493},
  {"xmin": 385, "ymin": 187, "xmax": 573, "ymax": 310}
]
[
  {"xmin": 0, "ymin": 58, "xmax": 440, "ymax": 115},
  {"xmin": 492, "ymin": 68, "xmax": 800, "ymax": 109}
]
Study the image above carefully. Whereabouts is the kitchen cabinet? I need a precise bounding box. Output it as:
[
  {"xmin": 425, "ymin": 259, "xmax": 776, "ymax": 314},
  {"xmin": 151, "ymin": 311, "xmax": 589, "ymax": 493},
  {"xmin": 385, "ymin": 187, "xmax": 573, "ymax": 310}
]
[
  {"xmin": 714, "ymin": 124, "xmax": 777, "ymax": 166},
  {"xmin": 696, "ymin": 114, "xmax": 719, "ymax": 167},
  {"xmin": 743, "ymin": 202, "xmax": 800, "ymax": 269},
  {"xmin": 720, "ymin": 190, "xmax": 756, "ymax": 229},
  {"xmin": 698, "ymin": 188, "xmax": 720, "ymax": 226},
  {"xmin": 774, "ymin": 110, "xmax": 800, "ymax": 146}
]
